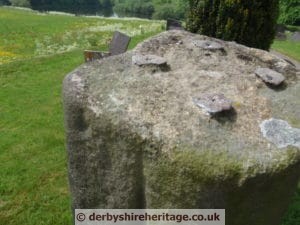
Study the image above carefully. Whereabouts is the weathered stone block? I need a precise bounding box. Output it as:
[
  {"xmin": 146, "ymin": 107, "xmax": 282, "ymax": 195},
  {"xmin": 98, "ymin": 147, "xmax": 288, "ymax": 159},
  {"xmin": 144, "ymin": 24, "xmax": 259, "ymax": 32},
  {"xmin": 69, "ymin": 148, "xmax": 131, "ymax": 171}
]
[{"xmin": 63, "ymin": 31, "xmax": 300, "ymax": 225}]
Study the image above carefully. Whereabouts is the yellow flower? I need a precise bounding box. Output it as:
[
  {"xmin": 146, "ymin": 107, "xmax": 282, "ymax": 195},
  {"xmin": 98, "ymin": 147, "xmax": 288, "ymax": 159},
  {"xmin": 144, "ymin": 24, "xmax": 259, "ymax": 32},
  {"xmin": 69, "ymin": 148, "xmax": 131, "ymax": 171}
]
[{"xmin": 0, "ymin": 50, "xmax": 16, "ymax": 57}]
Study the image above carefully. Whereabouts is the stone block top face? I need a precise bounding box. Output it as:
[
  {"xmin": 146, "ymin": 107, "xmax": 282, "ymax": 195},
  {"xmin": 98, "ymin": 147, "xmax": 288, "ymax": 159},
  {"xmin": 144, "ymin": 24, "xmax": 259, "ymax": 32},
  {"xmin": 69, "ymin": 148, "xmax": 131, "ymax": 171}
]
[{"xmin": 64, "ymin": 30, "xmax": 300, "ymax": 164}]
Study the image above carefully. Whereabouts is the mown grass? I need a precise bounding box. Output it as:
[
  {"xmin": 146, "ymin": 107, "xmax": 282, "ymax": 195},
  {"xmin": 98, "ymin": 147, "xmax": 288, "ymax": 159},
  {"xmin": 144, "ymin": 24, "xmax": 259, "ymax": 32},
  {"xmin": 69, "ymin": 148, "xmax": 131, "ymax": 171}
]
[
  {"xmin": 281, "ymin": 184, "xmax": 300, "ymax": 225},
  {"xmin": 272, "ymin": 39, "xmax": 300, "ymax": 62},
  {"xmin": 272, "ymin": 26, "xmax": 300, "ymax": 62},
  {"xmin": 0, "ymin": 7, "xmax": 164, "ymax": 64},
  {"xmin": 0, "ymin": 6, "xmax": 299, "ymax": 225},
  {"xmin": 0, "ymin": 7, "xmax": 164, "ymax": 225},
  {"xmin": 0, "ymin": 50, "xmax": 83, "ymax": 225}
]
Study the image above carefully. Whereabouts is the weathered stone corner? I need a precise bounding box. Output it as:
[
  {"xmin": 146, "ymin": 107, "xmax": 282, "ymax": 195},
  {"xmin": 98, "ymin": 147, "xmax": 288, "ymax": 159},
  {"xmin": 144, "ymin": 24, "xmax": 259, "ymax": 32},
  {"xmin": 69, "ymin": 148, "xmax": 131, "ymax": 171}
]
[{"xmin": 63, "ymin": 30, "xmax": 300, "ymax": 225}]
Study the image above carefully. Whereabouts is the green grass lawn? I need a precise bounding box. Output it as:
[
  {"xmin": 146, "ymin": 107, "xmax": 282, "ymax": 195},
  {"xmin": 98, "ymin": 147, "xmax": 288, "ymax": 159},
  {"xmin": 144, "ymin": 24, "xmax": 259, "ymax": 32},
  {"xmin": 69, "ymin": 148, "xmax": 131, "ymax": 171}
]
[
  {"xmin": 0, "ymin": 50, "xmax": 82, "ymax": 225},
  {"xmin": 272, "ymin": 40, "xmax": 300, "ymax": 62},
  {"xmin": 271, "ymin": 26, "xmax": 300, "ymax": 62},
  {"xmin": 0, "ymin": 7, "xmax": 164, "ymax": 65},
  {"xmin": 0, "ymin": 6, "xmax": 299, "ymax": 225},
  {"xmin": 0, "ymin": 7, "xmax": 163, "ymax": 225}
]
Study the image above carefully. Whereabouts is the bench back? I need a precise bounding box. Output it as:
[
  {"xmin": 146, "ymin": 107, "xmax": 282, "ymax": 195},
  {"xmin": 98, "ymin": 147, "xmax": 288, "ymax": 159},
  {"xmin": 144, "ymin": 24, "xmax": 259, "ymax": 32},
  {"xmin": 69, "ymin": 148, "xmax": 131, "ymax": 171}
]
[{"xmin": 109, "ymin": 31, "xmax": 131, "ymax": 56}]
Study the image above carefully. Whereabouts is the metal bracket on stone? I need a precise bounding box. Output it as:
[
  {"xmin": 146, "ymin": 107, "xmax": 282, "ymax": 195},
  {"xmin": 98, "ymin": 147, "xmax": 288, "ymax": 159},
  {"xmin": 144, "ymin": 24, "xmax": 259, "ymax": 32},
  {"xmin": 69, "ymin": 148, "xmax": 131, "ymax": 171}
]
[
  {"xmin": 193, "ymin": 93, "xmax": 233, "ymax": 116},
  {"xmin": 255, "ymin": 67, "xmax": 285, "ymax": 86},
  {"xmin": 132, "ymin": 54, "xmax": 169, "ymax": 71},
  {"xmin": 193, "ymin": 40, "xmax": 224, "ymax": 51}
]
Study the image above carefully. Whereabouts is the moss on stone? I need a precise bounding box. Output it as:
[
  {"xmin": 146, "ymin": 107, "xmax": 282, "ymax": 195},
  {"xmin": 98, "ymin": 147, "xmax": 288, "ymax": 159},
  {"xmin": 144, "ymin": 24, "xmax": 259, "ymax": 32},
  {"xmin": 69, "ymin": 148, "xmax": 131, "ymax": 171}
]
[
  {"xmin": 144, "ymin": 149, "xmax": 242, "ymax": 208},
  {"xmin": 144, "ymin": 148, "xmax": 300, "ymax": 225}
]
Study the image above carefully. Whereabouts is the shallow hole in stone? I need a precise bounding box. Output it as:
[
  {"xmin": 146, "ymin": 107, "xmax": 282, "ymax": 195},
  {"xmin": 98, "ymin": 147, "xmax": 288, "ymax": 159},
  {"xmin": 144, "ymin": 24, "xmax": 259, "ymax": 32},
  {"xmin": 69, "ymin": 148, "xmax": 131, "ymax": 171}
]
[{"xmin": 237, "ymin": 54, "xmax": 253, "ymax": 62}]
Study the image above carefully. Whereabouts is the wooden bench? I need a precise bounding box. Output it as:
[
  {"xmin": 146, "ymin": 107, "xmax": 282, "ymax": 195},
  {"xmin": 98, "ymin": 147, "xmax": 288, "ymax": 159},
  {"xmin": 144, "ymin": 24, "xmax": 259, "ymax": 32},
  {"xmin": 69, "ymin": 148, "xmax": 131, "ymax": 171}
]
[{"xmin": 84, "ymin": 31, "xmax": 131, "ymax": 62}]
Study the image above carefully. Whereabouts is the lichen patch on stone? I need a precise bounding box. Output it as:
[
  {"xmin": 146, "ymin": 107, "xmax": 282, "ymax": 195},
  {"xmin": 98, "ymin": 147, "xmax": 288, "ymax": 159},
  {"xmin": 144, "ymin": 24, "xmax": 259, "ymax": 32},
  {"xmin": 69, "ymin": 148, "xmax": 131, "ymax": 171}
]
[{"xmin": 260, "ymin": 118, "xmax": 300, "ymax": 148}]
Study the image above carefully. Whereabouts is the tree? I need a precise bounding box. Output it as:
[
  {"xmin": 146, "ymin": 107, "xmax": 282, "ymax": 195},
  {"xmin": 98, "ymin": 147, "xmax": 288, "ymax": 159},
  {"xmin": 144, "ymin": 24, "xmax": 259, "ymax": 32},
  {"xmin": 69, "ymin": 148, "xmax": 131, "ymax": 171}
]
[
  {"xmin": 114, "ymin": 0, "xmax": 154, "ymax": 18},
  {"xmin": 9, "ymin": 0, "xmax": 30, "ymax": 7},
  {"xmin": 278, "ymin": 0, "xmax": 300, "ymax": 25},
  {"xmin": 152, "ymin": 0, "xmax": 188, "ymax": 20},
  {"xmin": 30, "ymin": 0, "xmax": 101, "ymax": 14},
  {"xmin": 30, "ymin": 0, "xmax": 53, "ymax": 11},
  {"xmin": 99, "ymin": 0, "xmax": 114, "ymax": 16},
  {"xmin": 186, "ymin": 0, "xmax": 280, "ymax": 50},
  {"xmin": 0, "ymin": 0, "xmax": 11, "ymax": 5}
]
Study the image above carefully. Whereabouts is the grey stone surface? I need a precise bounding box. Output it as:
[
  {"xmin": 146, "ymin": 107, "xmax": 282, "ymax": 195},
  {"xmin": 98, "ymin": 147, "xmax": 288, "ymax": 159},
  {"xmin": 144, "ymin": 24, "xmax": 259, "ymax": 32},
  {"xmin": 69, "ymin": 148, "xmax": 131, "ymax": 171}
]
[
  {"xmin": 63, "ymin": 30, "xmax": 300, "ymax": 225},
  {"xmin": 132, "ymin": 54, "xmax": 167, "ymax": 66},
  {"xmin": 291, "ymin": 32, "xmax": 300, "ymax": 42},
  {"xmin": 193, "ymin": 93, "xmax": 232, "ymax": 115},
  {"xmin": 260, "ymin": 118, "xmax": 300, "ymax": 148},
  {"xmin": 192, "ymin": 40, "xmax": 224, "ymax": 51},
  {"xmin": 255, "ymin": 67, "xmax": 285, "ymax": 85}
]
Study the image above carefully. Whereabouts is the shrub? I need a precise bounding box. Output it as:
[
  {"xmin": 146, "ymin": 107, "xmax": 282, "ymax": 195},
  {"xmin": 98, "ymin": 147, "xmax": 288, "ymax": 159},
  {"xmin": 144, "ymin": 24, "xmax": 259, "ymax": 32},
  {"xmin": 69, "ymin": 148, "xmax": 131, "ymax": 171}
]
[
  {"xmin": 9, "ymin": 0, "xmax": 30, "ymax": 7},
  {"xmin": 186, "ymin": 0, "xmax": 280, "ymax": 50},
  {"xmin": 0, "ymin": 0, "xmax": 11, "ymax": 5},
  {"xmin": 278, "ymin": 0, "xmax": 300, "ymax": 26},
  {"xmin": 114, "ymin": 0, "xmax": 155, "ymax": 18},
  {"xmin": 152, "ymin": 4, "xmax": 178, "ymax": 20},
  {"xmin": 152, "ymin": 0, "xmax": 188, "ymax": 20}
]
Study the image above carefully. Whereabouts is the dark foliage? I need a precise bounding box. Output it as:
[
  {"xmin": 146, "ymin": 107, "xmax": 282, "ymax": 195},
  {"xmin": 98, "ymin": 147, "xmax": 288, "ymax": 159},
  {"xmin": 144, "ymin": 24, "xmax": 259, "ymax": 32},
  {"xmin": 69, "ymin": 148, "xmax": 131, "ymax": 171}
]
[
  {"xmin": 0, "ymin": 0, "xmax": 10, "ymax": 5},
  {"xmin": 278, "ymin": 0, "xmax": 300, "ymax": 26},
  {"xmin": 30, "ymin": 0, "xmax": 107, "ymax": 15},
  {"xmin": 186, "ymin": 0, "xmax": 280, "ymax": 50},
  {"xmin": 113, "ymin": 0, "xmax": 154, "ymax": 18}
]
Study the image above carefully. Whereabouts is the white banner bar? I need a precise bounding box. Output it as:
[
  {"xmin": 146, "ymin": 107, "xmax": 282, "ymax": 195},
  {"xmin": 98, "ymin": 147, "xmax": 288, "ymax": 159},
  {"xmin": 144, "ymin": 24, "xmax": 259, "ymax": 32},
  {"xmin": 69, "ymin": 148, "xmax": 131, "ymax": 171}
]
[{"xmin": 75, "ymin": 209, "xmax": 225, "ymax": 225}]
